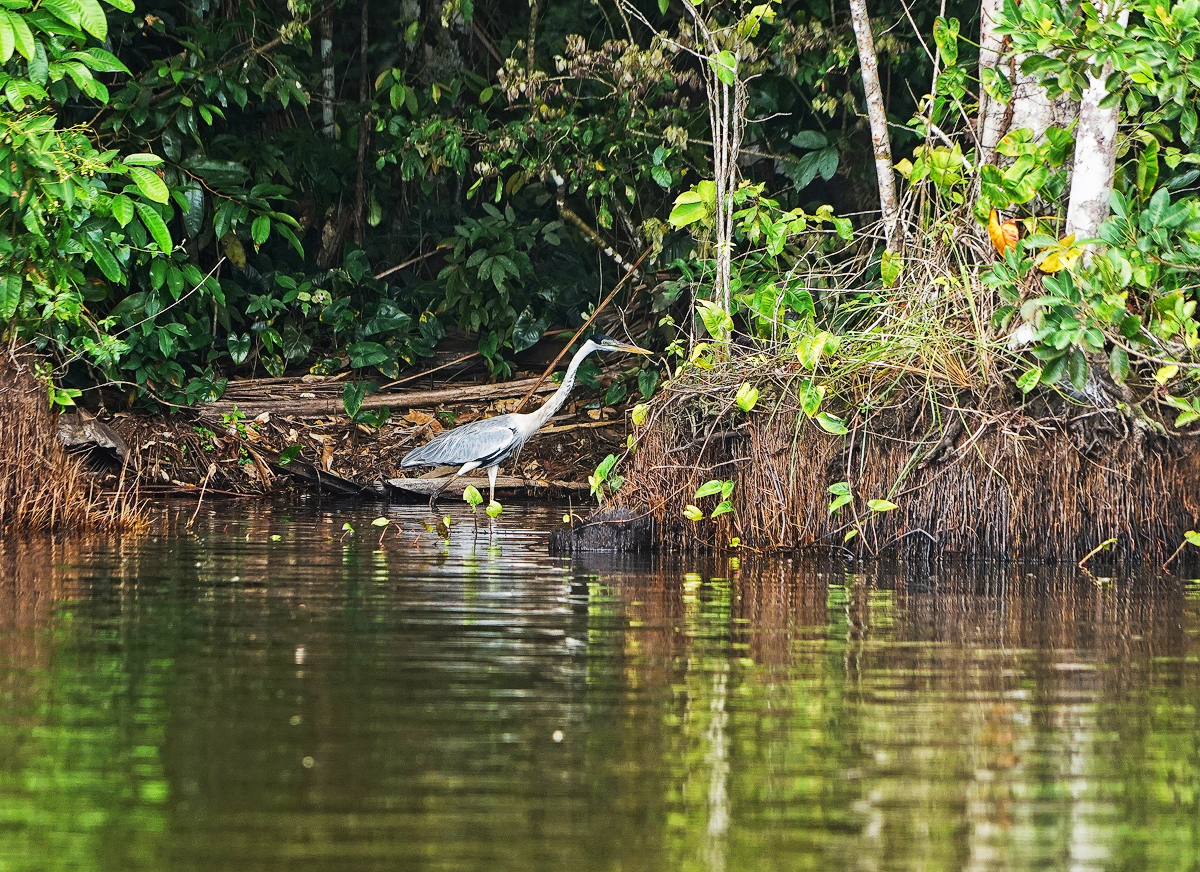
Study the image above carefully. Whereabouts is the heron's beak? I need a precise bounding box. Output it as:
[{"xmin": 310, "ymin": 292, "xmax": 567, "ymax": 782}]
[{"xmin": 611, "ymin": 341, "xmax": 653, "ymax": 355}]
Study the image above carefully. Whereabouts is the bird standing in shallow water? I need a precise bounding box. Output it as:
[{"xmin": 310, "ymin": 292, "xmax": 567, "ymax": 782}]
[{"xmin": 400, "ymin": 333, "xmax": 652, "ymax": 509}]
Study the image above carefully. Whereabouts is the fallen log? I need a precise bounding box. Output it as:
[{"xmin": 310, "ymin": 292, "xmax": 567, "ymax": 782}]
[
  {"xmin": 386, "ymin": 475, "xmax": 589, "ymax": 497},
  {"xmin": 201, "ymin": 376, "xmax": 558, "ymax": 419}
]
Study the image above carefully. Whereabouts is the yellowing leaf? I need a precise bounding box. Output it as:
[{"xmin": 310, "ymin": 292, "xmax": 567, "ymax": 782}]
[{"xmin": 684, "ymin": 505, "xmax": 705, "ymax": 522}]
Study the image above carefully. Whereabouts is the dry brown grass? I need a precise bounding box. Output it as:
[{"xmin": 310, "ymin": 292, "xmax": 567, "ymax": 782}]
[
  {"xmin": 611, "ymin": 357, "xmax": 1200, "ymax": 562},
  {"xmin": 0, "ymin": 345, "xmax": 145, "ymax": 534}
]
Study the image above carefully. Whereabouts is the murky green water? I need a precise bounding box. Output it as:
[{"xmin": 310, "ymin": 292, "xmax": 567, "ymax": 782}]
[{"xmin": 1, "ymin": 502, "xmax": 1199, "ymax": 871}]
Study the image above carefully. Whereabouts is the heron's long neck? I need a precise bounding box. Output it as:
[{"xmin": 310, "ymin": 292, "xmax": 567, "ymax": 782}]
[{"xmin": 528, "ymin": 343, "xmax": 596, "ymax": 429}]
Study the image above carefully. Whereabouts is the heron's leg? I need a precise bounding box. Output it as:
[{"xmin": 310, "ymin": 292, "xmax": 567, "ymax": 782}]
[
  {"xmin": 487, "ymin": 465, "xmax": 499, "ymax": 504},
  {"xmin": 429, "ymin": 474, "xmax": 457, "ymax": 512}
]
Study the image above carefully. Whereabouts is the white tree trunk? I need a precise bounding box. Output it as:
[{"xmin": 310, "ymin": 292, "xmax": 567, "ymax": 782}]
[
  {"xmin": 1065, "ymin": 7, "xmax": 1131, "ymax": 245},
  {"xmin": 848, "ymin": 0, "xmax": 900, "ymax": 249},
  {"xmin": 977, "ymin": 0, "xmax": 1007, "ymax": 164}
]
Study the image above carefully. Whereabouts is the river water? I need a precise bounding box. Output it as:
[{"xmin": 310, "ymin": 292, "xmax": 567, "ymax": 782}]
[{"xmin": 0, "ymin": 501, "xmax": 1198, "ymax": 871}]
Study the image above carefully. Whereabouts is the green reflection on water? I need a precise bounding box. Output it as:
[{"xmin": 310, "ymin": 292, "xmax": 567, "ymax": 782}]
[{"xmin": 0, "ymin": 508, "xmax": 1199, "ymax": 872}]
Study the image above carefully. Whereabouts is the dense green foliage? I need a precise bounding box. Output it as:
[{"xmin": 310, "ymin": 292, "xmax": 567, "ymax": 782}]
[{"xmin": 2, "ymin": 0, "xmax": 1199, "ymax": 418}]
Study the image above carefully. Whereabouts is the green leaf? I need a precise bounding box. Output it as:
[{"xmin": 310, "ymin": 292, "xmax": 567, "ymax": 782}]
[
  {"xmin": 684, "ymin": 504, "xmax": 705, "ymax": 522},
  {"xmin": 123, "ymin": 153, "xmax": 163, "ymax": 167},
  {"xmin": 5, "ymin": 10, "xmax": 33, "ymax": 60},
  {"xmin": 371, "ymin": 517, "xmax": 390, "ymax": 527},
  {"xmin": 0, "ymin": 13, "xmax": 15, "ymax": 64},
  {"xmin": 1185, "ymin": 530, "xmax": 1200, "ymax": 547},
  {"xmin": 697, "ymin": 299, "xmax": 733, "ymax": 342},
  {"xmin": 828, "ymin": 494, "xmax": 852, "ymax": 514},
  {"xmin": 631, "ymin": 403, "xmax": 649, "ymax": 426},
  {"xmin": 486, "ymin": 500, "xmax": 503, "ymax": 518},
  {"xmin": 1016, "ymin": 367, "xmax": 1041, "ymax": 393},
  {"xmin": 658, "ymin": 0, "xmax": 668, "ymax": 12},
  {"xmin": 867, "ymin": 499, "xmax": 899, "ymax": 513},
  {"xmin": 1109, "ymin": 346, "xmax": 1129, "ymax": 384},
  {"xmin": 789, "ymin": 130, "xmax": 828, "ymax": 150},
  {"xmin": 40, "ymin": 0, "xmax": 83, "ymax": 31},
  {"xmin": 462, "ymin": 485, "xmax": 483, "ymax": 508},
  {"xmin": 880, "ymin": 250, "xmax": 902, "ymax": 288},
  {"xmin": 815, "ymin": 412, "xmax": 847, "ymax": 434},
  {"xmin": 932, "ymin": 16, "xmax": 959, "ymax": 66},
  {"xmin": 711, "ymin": 51, "xmax": 737, "ymax": 87},
  {"xmin": 734, "ymin": 382, "xmax": 759, "ymax": 412},
  {"xmin": 84, "ymin": 235, "xmax": 123, "ymax": 283},
  {"xmin": 342, "ymin": 381, "xmax": 366, "ymax": 417},
  {"xmin": 75, "ymin": 0, "xmax": 107, "ymax": 40},
  {"xmin": 651, "ymin": 165, "xmax": 671, "ymax": 188},
  {"xmin": 710, "ymin": 500, "xmax": 733, "ymax": 518},
  {"xmin": 129, "ymin": 166, "xmax": 169, "ymax": 204},
  {"xmin": 668, "ymin": 191, "xmax": 707, "ymax": 228},
  {"xmin": 0, "ymin": 274, "xmax": 22, "ymax": 321},
  {"xmin": 251, "ymin": 215, "xmax": 270, "ymax": 246},
  {"xmin": 134, "ymin": 202, "xmax": 173, "ymax": 254},
  {"xmin": 279, "ymin": 445, "xmax": 303, "ymax": 465},
  {"xmin": 695, "ymin": 480, "xmax": 724, "ymax": 499}
]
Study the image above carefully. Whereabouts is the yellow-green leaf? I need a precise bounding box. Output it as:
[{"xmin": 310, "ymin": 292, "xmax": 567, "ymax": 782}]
[
  {"xmin": 129, "ymin": 166, "xmax": 169, "ymax": 204},
  {"xmin": 684, "ymin": 505, "xmax": 705, "ymax": 522}
]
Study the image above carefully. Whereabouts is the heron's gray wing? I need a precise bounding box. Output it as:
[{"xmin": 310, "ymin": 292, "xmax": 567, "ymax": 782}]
[{"xmin": 401, "ymin": 415, "xmax": 521, "ymax": 468}]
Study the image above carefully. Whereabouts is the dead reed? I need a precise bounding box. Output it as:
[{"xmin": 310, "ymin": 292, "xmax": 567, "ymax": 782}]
[{"xmin": 0, "ymin": 345, "xmax": 145, "ymax": 534}]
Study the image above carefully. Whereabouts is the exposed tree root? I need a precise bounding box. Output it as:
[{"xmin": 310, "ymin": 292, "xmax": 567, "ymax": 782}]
[
  {"xmin": 556, "ymin": 365, "xmax": 1200, "ymax": 563},
  {"xmin": 0, "ymin": 346, "xmax": 145, "ymax": 534}
]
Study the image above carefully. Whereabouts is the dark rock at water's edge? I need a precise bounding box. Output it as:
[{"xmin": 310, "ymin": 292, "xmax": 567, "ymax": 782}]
[{"xmin": 549, "ymin": 508, "xmax": 656, "ymax": 554}]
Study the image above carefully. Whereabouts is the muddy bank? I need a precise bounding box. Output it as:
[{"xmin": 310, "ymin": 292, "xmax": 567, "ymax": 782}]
[
  {"xmin": 554, "ymin": 368, "xmax": 1200, "ymax": 565},
  {"xmin": 62, "ymin": 361, "xmax": 632, "ymax": 506}
]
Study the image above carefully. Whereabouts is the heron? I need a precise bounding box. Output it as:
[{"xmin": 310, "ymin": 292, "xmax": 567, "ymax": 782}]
[{"xmin": 400, "ymin": 332, "xmax": 652, "ymax": 509}]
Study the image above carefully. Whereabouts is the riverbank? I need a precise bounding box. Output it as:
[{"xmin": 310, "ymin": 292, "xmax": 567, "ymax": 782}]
[{"xmin": 554, "ymin": 355, "xmax": 1200, "ymax": 566}]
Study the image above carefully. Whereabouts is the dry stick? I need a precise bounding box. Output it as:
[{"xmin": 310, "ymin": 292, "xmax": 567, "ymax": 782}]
[
  {"xmin": 187, "ymin": 463, "xmax": 216, "ymax": 528},
  {"xmin": 1162, "ymin": 537, "xmax": 1197, "ymax": 572},
  {"xmin": 1077, "ymin": 536, "xmax": 1118, "ymax": 572},
  {"xmin": 374, "ymin": 245, "xmax": 448, "ymax": 281},
  {"xmin": 513, "ymin": 245, "xmax": 653, "ymax": 413}
]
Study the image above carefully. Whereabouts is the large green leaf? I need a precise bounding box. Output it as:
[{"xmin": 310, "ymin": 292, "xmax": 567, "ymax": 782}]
[
  {"xmin": 128, "ymin": 166, "xmax": 168, "ymax": 204},
  {"xmin": 39, "ymin": 0, "xmax": 83, "ymax": 32},
  {"xmin": 75, "ymin": 0, "xmax": 106, "ymax": 40},
  {"xmin": 0, "ymin": 274, "xmax": 22, "ymax": 321},
  {"xmin": 134, "ymin": 201, "xmax": 173, "ymax": 254},
  {"xmin": 4, "ymin": 10, "xmax": 34, "ymax": 60},
  {"xmin": 0, "ymin": 13, "xmax": 15, "ymax": 63}
]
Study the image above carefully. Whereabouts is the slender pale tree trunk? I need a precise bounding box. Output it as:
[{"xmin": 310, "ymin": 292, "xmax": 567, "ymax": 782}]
[
  {"xmin": 320, "ymin": 12, "xmax": 336, "ymax": 138},
  {"xmin": 353, "ymin": 0, "xmax": 371, "ymax": 246},
  {"xmin": 1065, "ymin": 5, "xmax": 1131, "ymax": 248},
  {"xmin": 680, "ymin": 1, "xmax": 748, "ymax": 317},
  {"xmin": 848, "ymin": 0, "xmax": 900, "ymax": 249}
]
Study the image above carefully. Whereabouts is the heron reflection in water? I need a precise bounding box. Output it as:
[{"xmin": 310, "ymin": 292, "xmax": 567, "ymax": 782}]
[{"xmin": 400, "ymin": 333, "xmax": 652, "ymax": 509}]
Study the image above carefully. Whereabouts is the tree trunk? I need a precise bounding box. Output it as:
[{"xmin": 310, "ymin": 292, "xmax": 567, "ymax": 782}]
[
  {"xmin": 320, "ymin": 11, "xmax": 335, "ymax": 138},
  {"xmin": 976, "ymin": 0, "xmax": 1007, "ymax": 165},
  {"xmin": 1065, "ymin": 6, "xmax": 1131, "ymax": 248},
  {"xmin": 353, "ymin": 0, "xmax": 371, "ymax": 247},
  {"xmin": 848, "ymin": 0, "xmax": 900, "ymax": 249}
]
